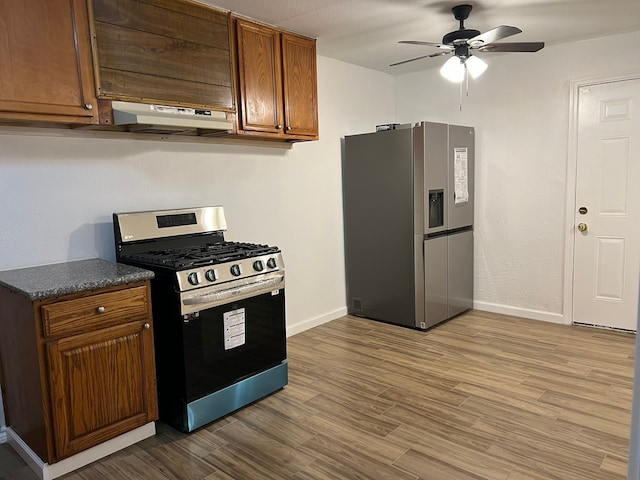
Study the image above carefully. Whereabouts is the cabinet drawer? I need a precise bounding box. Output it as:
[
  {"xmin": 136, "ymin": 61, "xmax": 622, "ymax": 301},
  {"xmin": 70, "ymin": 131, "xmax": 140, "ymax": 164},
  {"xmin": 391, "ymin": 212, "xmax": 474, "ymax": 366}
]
[{"xmin": 42, "ymin": 286, "xmax": 149, "ymax": 338}]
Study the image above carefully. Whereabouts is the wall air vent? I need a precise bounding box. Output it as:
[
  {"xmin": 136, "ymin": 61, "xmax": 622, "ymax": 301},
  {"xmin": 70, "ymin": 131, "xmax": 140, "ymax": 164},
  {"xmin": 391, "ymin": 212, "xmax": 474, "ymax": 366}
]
[{"xmin": 352, "ymin": 297, "xmax": 363, "ymax": 311}]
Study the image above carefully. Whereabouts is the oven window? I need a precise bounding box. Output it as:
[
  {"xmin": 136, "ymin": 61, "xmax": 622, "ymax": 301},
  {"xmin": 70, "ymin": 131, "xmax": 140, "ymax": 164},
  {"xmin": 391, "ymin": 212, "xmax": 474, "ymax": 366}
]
[{"xmin": 181, "ymin": 290, "xmax": 286, "ymax": 402}]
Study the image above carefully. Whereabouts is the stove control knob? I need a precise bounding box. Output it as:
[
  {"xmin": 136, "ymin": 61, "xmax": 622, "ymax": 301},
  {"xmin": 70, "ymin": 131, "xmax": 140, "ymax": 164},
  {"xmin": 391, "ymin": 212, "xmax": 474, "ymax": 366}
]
[
  {"xmin": 267, "ymin": 258, "xmax": 277, "ymax": 269},
  {"xmin": 205, "ymin": 269, "xmax": 217, "ymax": 282},
  {"xmin": 230, "ymin": 264, "xmax": 242, "ymax": 277},
  {"xmin": 187, "ymin": 272, "xmax": 200, "ymax": 285},
  {"xmin": 253, "ymin": 260, "xmax": 264, "ymax": 272}
]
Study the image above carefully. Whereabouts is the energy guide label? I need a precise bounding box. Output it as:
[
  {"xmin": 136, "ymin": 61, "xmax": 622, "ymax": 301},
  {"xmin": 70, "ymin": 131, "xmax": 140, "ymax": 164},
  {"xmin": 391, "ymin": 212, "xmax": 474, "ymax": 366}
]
[{"xmin": 223, "ymin": 308, "xmax": 246, "ymax": 350}]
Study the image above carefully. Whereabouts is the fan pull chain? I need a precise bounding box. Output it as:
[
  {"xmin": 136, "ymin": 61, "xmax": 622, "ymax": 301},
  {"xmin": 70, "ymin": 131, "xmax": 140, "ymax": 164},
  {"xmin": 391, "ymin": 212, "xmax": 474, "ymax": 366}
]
[
  {"xmin": 465, "ymin": 65, "xmax": 470, "ymax": 97},
  {"xmin": 456, "ymin": 64, "xmax": 475, "ymax": 111},
  {"xmin": 458, "ymin": 64, "xmax": 470, "ymax": 111}
]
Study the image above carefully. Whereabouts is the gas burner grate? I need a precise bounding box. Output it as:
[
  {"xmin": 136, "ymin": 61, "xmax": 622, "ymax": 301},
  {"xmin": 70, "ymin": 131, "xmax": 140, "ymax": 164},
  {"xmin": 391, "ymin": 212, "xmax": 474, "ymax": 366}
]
[{"xmin": 122, "ymin": 241, "xmax": 280, "ymax": 269}]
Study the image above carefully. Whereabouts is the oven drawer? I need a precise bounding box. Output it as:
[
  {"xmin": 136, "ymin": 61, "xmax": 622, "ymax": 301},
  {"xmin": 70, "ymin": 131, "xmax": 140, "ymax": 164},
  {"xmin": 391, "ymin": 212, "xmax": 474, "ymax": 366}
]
[{"xmin": 41, "ymin": 285, "xmax": 149, "ymax": 338}]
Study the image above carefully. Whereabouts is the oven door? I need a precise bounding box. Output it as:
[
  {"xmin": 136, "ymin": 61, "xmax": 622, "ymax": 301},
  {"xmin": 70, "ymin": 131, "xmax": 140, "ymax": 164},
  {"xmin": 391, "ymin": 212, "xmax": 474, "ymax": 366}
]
[{"xmin": 181, "ymin": 288, "xmax": 286, "ymax": 402}]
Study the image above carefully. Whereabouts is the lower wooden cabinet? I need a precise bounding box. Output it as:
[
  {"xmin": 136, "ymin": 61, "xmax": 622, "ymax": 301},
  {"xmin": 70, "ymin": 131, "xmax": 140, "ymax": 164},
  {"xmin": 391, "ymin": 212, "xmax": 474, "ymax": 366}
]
[
  {"xmin": 0, "ymin": 281, "xmax": 158, "ymax": 464},
  {"xmin": 47, "ymin": 319, "xmax": 157, "ymax": 459}
]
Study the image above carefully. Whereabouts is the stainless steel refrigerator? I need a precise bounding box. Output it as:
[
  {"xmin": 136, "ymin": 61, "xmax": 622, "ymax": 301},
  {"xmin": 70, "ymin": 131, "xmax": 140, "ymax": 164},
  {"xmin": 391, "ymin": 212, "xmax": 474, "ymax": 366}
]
[{"xmin": 343, "ymin": 121, "xmax": 474, "ymax": 330}]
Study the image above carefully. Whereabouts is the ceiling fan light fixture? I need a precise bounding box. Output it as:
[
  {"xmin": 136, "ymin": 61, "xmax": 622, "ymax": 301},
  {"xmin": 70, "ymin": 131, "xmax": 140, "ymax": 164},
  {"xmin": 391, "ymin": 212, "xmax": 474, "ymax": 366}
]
[
  {"xmin": 440, "ymin": 56, "xmax": 465, "ymax": 83},
  {"xmin": 465, "ymin": 55, "xmax": 488, "ymax": 79}
]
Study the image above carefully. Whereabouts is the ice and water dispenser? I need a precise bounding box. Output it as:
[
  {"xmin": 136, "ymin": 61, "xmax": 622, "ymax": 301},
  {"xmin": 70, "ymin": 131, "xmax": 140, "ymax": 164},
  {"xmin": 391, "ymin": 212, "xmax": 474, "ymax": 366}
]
[{"xmin": 429, "ymin": 189, "xmax": 444, "ymax": 228}]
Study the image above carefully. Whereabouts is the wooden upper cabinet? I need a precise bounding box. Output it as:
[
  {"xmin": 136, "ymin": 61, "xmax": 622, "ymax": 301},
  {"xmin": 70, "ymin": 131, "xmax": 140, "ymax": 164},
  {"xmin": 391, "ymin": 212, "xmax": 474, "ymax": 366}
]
[
  {"xmin": 0, "ymin": 0, "xmax": 317, "ymax": 142},
  {"xmin": 281, "ymin": 33, "xmax": 318, "ymax": 138},
  {"xmin": 91, "ymin": 0, "xmax": 234, "ymax": 111},
  {"xmin": 235, "ymin": 21, "xmax": 283, "ymax": 134},
  {"xmin": 235, "ymin": 19, "xmax": 319, "ymax": 141},
  {"xmin": 0, "ymin": 0, "xmax": 99, "ymax": 124}
]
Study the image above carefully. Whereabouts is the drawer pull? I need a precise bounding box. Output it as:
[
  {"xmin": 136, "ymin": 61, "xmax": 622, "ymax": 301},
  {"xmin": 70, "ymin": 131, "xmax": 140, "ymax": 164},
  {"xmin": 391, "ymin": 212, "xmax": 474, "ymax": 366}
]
[
  {"xmin": 97, "ymin": 306, "xmax": 106, "ymax": 314},
  {"xmin": 143, "ymin": 323, "xmax": 150, "ymax": 330}
]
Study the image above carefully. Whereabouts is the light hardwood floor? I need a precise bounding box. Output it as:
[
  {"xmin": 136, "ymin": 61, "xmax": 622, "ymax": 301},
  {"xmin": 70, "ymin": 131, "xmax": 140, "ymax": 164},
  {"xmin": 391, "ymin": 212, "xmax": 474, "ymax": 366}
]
[{"xmin": 0, "ymin": 310, "xmax": 636, "ymax": 479}]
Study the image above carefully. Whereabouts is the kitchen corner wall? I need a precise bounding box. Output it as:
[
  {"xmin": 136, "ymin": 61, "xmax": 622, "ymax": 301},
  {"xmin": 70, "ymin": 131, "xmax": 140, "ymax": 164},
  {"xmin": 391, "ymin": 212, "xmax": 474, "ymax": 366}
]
[{"xmin": 395, "ymin": 30, "xmax": 640, "ymax": 323}]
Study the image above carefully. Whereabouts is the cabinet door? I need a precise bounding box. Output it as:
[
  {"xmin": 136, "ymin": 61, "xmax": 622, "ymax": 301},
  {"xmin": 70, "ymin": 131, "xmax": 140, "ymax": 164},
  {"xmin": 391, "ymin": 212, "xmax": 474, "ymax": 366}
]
[
  {"xmin": 91, "ymin": 0, "xmax": 234, "ymax": 110},
  {"xmin": 235, "ymin": 20, "xmax": 284, "ymax": 134},
  {"xmin": 0, "ymin": 0, "xmax": 98, "ymax": 124},
  {"xmin": 47, "ymin": 320, "xmax": 158, "ymax": 461},
  {"xmin": 281, "ymin": 33, "xmax": 319, "ymax": 138}
]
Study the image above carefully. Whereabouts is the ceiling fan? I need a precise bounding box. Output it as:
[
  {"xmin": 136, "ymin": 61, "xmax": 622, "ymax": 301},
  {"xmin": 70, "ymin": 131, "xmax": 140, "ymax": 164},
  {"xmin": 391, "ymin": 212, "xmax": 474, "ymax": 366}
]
[{"xmin": 390, "ymin": 4, "xmax": 544, "ymax": 82}]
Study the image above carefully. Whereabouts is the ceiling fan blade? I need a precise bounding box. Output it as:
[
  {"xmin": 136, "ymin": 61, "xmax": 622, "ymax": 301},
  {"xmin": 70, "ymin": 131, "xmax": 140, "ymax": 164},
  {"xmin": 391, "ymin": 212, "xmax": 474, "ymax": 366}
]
[
  {"xmin": 399, "ymin": 40, "xmax": 453, "ymax": 50},
  {"xmin": 468, "ymin": 25, "xmax": 521, "ymax": 47},
  {"xmin": 389, "ymin": 51, "xmax": 451, "ymax": 67},
  {"xmin": 479, "ymin": 42, "xmax": 545, "ymax": 53}
]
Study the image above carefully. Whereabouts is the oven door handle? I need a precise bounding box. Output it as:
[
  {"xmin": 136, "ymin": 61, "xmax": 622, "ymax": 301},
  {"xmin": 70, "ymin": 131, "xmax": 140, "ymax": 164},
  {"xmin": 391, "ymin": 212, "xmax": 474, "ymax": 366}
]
[{"xmin": 182, "ymin": 273, "xmax": 285, "ymax": 307}]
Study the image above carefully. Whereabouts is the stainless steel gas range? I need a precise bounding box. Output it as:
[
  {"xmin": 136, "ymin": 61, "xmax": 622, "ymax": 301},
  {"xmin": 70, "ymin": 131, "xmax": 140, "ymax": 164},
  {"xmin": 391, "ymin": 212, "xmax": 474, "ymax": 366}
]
[{"xmin": 113, "ymin": 206, "xmax": 287, "ymax": 432}]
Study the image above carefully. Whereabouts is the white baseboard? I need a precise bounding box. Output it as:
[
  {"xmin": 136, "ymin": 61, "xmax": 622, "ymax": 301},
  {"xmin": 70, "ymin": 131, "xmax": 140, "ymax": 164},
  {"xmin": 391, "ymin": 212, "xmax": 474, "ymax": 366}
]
[
  {"xmin": 7, "ymin": 422, "xmax": 156, "ymax": 480},
  {"xmin": 287, "ymin": 306, "xmax": 348, "ymax": 337},
  {"xmin": 0, "ymin": 427, "xmax": 6, "ymax": 444},
  {"xmin": 285, "ymin": 303, "xmax": 566, "ymax": 336},
  {"xmin": 474, "ymin": 301, "xmax": 566, "ymax": 324}
]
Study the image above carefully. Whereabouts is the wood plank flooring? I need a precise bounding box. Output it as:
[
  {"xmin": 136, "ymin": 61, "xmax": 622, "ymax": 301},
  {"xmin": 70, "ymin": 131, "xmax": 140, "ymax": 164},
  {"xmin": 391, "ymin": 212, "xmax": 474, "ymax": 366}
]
[{"xmin": 0, "ymin": 310, "xmax": 636, "ymax": 479}]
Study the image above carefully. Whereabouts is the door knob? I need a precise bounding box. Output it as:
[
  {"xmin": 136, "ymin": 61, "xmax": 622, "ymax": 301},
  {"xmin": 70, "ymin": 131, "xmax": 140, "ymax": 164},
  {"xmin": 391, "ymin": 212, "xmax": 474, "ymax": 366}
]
[{"xmin": 577, "ymin": 223, "xmax": 588, "ymax": 232}]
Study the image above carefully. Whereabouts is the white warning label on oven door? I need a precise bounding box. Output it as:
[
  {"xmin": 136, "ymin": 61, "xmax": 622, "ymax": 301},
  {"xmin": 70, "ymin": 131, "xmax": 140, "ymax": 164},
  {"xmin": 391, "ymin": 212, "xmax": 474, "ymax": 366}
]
[{"xmin": 223, "ymin": 308, "xmax": 246, "ymax": 350}]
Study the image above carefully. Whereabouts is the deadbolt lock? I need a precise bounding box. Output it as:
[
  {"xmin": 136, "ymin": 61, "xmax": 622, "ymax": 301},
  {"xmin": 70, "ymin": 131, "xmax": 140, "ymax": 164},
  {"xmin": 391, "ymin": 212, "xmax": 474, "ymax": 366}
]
[
  {"xmin": 578, "ymin": 206, "xmax": 588, "ymax": 215},
  {"xmin": 577, "ymin": 223, "xmax": 588, "ymax": 232}
]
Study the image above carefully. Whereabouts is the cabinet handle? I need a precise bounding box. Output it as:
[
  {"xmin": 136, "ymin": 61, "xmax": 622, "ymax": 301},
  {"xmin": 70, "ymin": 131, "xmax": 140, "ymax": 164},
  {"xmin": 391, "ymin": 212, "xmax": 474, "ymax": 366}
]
[
  {"xmin": 84, "ymin": 103, "xmax": 93, "ymax": 110},
  {"xmin": 286, "ymin": 126, "xmax": 292, "ymax": 131},
  {"xmin": 143, "ymin": 323, "xmax": 150, "ymax": 330},
  {"xmin": 275, "ymin": 124, "xmax": 282, "ymax": 130},
  {"xmin": 97, "ymin": 306, "xmax": 105, "ymax": 314}
]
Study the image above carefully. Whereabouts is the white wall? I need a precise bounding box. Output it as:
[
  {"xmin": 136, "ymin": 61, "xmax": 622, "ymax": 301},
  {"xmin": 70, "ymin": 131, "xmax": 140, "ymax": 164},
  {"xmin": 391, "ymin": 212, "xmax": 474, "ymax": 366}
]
[
  {"xmin": 395, "ymin": 30, "xmax": 640, "ymax": 322},
  {"xmin": 0, "ymin": 55, "xmax": 394, "ymax": 332},
  {"xmin": 0, "ymin": 56, "xmax": 396, "ymax": 428},
  {"xmin": 2, "ymin": 27, "xmax": 639, "ymax": 433}
]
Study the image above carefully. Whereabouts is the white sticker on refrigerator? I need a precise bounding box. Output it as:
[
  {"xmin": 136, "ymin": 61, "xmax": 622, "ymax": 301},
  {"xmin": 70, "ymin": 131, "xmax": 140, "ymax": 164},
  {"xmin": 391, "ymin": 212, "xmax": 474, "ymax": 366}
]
[
  {"xmin": 223, "ymin": 308, "xmax": 246, "ymax": 350},
  {"xmin": 453, "ymin": 147, "xmax": 469, "ymax": 205}
]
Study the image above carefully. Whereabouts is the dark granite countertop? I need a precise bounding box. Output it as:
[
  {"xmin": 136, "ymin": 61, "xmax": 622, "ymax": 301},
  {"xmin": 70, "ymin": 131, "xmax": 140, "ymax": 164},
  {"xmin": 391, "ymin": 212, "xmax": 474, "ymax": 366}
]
[{"xmin": 0, "ymin": 258, "xmax": 154, "ymax": 301}]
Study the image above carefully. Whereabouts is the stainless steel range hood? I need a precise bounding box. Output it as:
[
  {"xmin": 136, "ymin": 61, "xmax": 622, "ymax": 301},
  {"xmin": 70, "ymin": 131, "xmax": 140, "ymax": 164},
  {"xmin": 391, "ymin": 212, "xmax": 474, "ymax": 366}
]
[{"xmin": 111, "ymin": 101, "xmax": 233, "ymax": 134}]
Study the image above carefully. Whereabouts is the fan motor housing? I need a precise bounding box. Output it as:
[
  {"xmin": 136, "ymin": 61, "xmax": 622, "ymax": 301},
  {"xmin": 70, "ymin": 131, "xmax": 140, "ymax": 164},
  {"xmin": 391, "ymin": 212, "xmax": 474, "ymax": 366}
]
[
  {"xmin": 443, "ymin": 28, "xmax": 481, "ymax": 45},
  {"xmin": 454, "ymin": 44, "xmax": 471, "ymax": 59}
]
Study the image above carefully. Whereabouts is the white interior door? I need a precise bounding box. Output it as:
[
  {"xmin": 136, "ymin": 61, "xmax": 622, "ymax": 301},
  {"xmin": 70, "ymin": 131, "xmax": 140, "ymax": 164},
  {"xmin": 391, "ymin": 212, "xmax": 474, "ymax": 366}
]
[{"xmin": 573, "ymin": 78, "xmax": 640, "ymax": 330}]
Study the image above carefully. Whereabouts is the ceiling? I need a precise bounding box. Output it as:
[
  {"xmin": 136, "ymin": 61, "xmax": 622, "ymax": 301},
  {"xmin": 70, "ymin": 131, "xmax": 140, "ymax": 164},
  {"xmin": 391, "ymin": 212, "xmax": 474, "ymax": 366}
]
[{"xmin": 200, "ymin": 0, "xmax": 640, "ymax": 75}]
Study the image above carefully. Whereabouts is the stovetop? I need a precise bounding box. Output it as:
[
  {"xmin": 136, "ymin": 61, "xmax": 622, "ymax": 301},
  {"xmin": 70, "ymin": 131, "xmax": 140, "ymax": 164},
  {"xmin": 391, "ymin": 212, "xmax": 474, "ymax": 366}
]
[
  {"xmin": 121, "ymin": 241, "xmax": 280, "ymax": 270},
  {"xmin": 113, "ymin": 207, "xmax": 285, "ymax": 295},
  {"xmin": 113, "ymin": 206, "xmax": 286, "ymax": 309}
]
